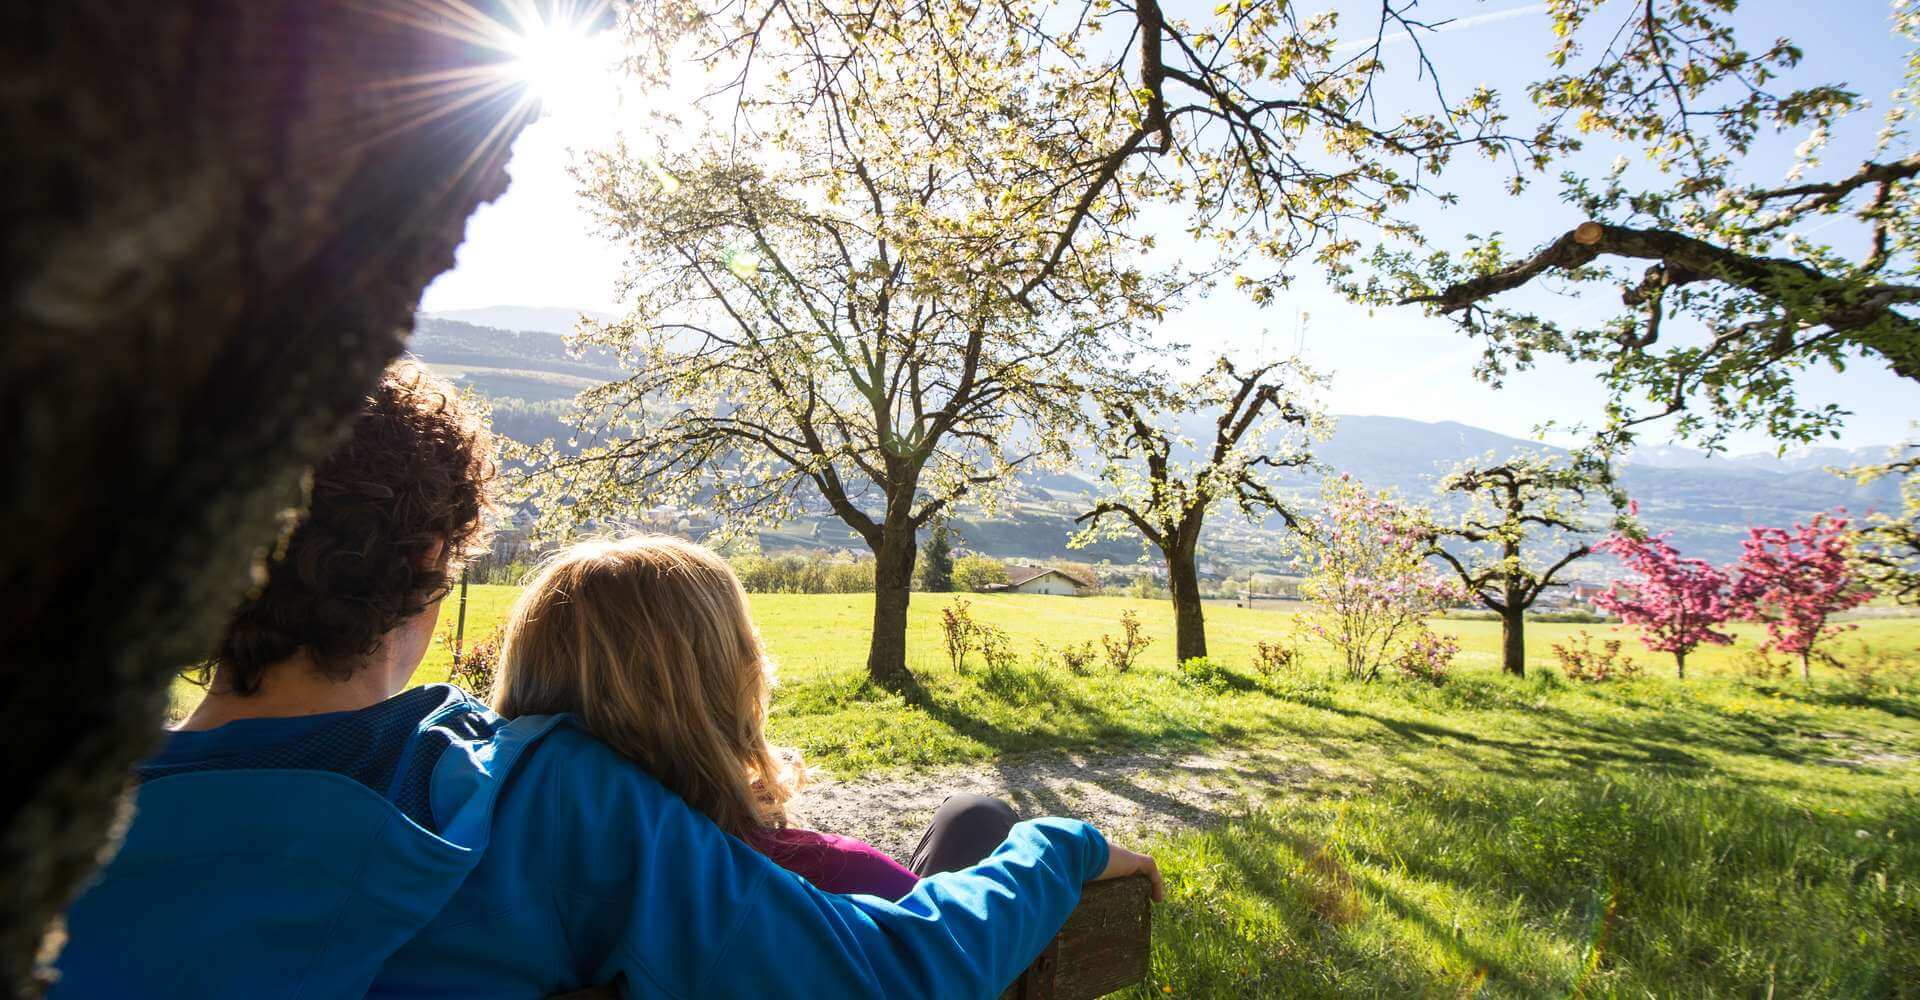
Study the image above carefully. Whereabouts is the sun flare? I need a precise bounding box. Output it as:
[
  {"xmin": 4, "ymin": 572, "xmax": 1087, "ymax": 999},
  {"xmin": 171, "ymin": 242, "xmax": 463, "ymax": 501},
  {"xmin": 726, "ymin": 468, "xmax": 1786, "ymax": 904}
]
[{"xmin": 503, "ymin": 5, "xmax": 618, "ymax": 117}]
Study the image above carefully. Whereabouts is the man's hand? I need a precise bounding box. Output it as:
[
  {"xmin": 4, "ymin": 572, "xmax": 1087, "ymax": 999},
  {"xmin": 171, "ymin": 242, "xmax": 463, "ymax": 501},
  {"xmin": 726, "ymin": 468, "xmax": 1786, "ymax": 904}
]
[{"xmin": 1092, "ymin": 843, "xmax": 1164, "ymax": 902}]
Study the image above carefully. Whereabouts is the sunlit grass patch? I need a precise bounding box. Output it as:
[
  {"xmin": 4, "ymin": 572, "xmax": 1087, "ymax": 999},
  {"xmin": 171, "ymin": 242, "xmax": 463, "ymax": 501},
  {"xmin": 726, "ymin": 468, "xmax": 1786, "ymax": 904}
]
[{"xmin": 1128, "ymin": 776, "xmax": 1920, "ymax": 998}]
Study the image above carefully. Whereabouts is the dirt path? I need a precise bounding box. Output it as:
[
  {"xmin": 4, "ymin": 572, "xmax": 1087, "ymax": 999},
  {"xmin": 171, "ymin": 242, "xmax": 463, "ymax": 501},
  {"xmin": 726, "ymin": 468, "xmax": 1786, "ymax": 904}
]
[{"xmin": 790, "ymin": 742, "xmax": 1332, "ymax": 861}]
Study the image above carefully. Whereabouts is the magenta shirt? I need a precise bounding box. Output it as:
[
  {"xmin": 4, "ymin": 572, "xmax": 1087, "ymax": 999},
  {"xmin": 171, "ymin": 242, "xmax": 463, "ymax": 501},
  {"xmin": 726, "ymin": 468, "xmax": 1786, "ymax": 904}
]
[{"xmin": 746, "ymin": 827, "xmax": 920, "ymax": 900}]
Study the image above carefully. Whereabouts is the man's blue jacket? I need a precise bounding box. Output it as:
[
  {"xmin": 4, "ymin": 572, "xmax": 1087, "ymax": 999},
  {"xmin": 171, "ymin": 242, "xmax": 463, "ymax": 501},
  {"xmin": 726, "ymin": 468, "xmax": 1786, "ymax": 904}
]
[{"xmin": 51, "ymin": 685, "xmax": 1107, "ymax": 998}]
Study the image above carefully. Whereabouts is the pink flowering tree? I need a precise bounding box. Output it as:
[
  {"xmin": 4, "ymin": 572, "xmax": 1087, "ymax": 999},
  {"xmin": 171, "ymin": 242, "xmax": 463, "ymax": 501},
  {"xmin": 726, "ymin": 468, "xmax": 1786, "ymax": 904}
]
[
  {"xmin": 1729, "ymin": 512, "xmax": 1874, "ymax": 681},
  {"xmin": 1591, "ymin": 533, "xmax": 1735, "ymax": 680},
  {"xmin": 1295, "ymin": 475, "xmax": 1463, "ymax": 682}
]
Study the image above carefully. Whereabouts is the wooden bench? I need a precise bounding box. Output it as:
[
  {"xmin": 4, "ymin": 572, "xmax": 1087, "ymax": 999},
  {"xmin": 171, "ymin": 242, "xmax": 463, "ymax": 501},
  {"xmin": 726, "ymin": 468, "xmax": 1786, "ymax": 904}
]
[
  {"xmin": 550, "ymin": 875, "xmax": 1152, "ymax": 999},
  {"xmin": 1000, "ymin": 875, "xmax": 1153, "ymax": 999}
]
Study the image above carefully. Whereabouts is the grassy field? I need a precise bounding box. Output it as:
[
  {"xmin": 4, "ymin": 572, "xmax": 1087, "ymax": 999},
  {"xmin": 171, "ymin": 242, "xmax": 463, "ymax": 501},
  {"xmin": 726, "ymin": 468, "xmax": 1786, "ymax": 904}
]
[
  {"xmin": 373, "ymin": 588, "xmax": 1920, "ymax": 775},
  {"xmin": 171, "ymin": 589, "xmax": 1920, "ymax": 995}
]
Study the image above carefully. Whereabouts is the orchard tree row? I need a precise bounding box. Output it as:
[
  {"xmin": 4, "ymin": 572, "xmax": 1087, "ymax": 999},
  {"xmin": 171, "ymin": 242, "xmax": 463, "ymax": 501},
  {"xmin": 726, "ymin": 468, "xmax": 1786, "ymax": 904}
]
[{"xmin": 1262, "ymin": 462, "xmax": 1912, "ymax": 683}]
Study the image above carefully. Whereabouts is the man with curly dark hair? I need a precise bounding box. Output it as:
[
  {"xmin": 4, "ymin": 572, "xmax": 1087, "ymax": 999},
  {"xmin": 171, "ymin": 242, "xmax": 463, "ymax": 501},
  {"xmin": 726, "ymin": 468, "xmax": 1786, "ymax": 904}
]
[
  {"xmin": 52, "ymin": 362, "xmax": 1157, "ymax": 998},
  {"xmin": 188, "ymin": 359, "xmax": 498, "ymax": 709}
]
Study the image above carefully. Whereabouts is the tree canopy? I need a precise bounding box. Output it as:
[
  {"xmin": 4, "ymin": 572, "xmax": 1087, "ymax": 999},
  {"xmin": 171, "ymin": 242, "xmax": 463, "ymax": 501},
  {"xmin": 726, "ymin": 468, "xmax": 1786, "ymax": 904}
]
[
  {"xmin": 1363, "ymin": 0, "xmax": 1920, "ymax": 452},
  {"xmin": 626, "ymin": 0, "xmax": 1564, "ymax": 309}
]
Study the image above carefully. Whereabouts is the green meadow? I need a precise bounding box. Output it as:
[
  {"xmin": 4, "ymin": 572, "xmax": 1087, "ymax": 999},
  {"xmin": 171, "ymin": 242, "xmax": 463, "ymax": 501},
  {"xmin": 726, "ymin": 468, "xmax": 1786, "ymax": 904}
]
[{"xmin": 173, "ymin": 589, "xmax": 1920, "ymax": 996}]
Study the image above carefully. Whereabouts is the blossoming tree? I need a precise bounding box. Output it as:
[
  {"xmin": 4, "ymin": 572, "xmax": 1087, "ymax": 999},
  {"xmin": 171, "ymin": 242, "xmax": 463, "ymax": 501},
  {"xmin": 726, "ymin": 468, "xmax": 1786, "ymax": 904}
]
[
  {"xmin": 1424, "ymin": 455, "xmax": 1602, "ymax": 677},
  {"xmin": 1296, "ymin": 475, "xmax": 1461, "ymax": 682},
  {"xmin": 1074, "ymin": 356, "xmax": 1324, "ymax": 663},
  {"xmin": 1591, "ymin": 533, "xmax": 1736, "ymax": 679},
  {"xmin": 1730, "ymin": 512, "xmax": 1875, "ymax": 680},
  {"xmin": 532, "ymin": 18, "xmax": 1173, "ymax": 691}
]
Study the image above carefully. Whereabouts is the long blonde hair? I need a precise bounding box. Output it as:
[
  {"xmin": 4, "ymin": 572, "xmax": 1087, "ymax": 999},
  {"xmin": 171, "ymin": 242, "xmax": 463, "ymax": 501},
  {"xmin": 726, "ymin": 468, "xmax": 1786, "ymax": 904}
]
[{"xmin": 491, "ymin": 535, "xmax": 798, "ymax": 836}]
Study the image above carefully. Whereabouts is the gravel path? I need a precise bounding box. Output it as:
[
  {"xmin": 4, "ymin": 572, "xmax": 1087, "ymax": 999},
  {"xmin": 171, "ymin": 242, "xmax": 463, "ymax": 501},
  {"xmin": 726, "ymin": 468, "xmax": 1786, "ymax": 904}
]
[{"xmin": 789, "ymin": 743, "xmax": 1330, "ymax": 861}]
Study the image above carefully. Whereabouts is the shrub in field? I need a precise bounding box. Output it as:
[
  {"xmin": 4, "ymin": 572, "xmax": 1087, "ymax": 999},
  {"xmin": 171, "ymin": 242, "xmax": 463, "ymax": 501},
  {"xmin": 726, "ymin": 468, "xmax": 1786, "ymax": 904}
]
[
  {"xmin": 1252, "ymin": 640, "xmax": 1297, "ymax": 681},
  {"xmin": 1295, "ymin": 474, "xmax": 1461, "ymax": 681},
  {"xmin": 1551, "ymin": 631, "xmax": 1642, "ymax": 683},
  {"xmin": 1825, "ymin": 638, "xmax": 1908, "ymax": 694},
  {"xmin": 1101, "ymin": 609, "xmax": 1154, "ymax": 673},
  {"xmin": 1531, "ymin": 609, "xmax": 1609, "ymax": 623},
  {"xmin": 1057, "ymin": 640, "xmax": 1098, "ymax": 675},
  {"xmin": 977, "ymin": 624, "xmax": 1017, "ymax": 679},
  {"xmin": 1591, "ymin": 532, "xmax": 1736, "ymax": 679},
  {"xmin": 445, "ymin": 624, "xmax": 505, "ymax": 696},
  {"xmin": 1729, "ymin": 512, "xmax": 1875, "ymax": 681},
  {"xmin": 1736, "ymin": 647, "xmax": 1792, "ymax": 681},
  {"xmin": 940, "ymin": 600, "xmax": 979, "ymax": 672},
  {"xmin": 1175, "ymin": 652, "xmax": 1251, "ymax": 690},
  {"xmin": 1391, "ymin": 625, "xmax": 1458, "ymax": 685}
]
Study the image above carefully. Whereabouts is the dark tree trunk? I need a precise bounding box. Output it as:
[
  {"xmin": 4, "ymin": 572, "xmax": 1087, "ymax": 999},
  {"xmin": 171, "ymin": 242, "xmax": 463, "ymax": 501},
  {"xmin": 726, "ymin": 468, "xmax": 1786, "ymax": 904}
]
[
  {"xmin": 1800, "ymin": 650, "xmax": 1812, "ymax": 682},
  {"xmin": 1500, "ymin": 606, "xmax": 1527, "ymax": 677},
  {"xmin": 1167, "ymin": 538, "xmax": 1207, "ymax": 663},
  {"xmin": 1, "ymin": 4, "xmax": 549, "ymax": 992},
  {"xmin": 866, "ymin": 524, "xmax": 920, "ymax": 691},
  {"xmin": 1674, "ymin": 649, "xmax": 1688, "ymax": 680}
]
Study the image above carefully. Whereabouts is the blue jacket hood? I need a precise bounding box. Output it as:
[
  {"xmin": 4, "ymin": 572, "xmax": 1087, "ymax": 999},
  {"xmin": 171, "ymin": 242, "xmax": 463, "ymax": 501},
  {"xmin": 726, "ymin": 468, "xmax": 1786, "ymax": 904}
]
[{"xmin": 53, "ymin": 687, "xmax": 564, "ymax": 999}]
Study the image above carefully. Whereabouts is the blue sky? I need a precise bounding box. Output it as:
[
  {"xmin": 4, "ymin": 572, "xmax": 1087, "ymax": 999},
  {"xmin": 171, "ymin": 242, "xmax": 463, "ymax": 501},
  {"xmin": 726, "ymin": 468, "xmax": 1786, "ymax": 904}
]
[{"xmin": 422, "ymin": 1, "xmax": 1919, "ymax": 452}]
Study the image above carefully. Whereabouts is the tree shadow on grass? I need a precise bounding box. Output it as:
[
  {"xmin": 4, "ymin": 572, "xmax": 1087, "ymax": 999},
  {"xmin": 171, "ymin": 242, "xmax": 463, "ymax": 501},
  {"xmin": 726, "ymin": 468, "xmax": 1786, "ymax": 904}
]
[
  {"xmin": 895, "ymin": 664, "xmax": 1256, "ymax": 761},
  {"xmin": 879, "ymin": 662, "xmax": 1910, "ymax": 807},
  {"xmin": 1765, "ymin": 685, "xmax": 1920, "ymax": 722},
  {"xmin": 1520, "ymin": 693, "xmax": 1920, "ymax": 783},
  {"xmin": 1302, "ymin": 699, "xmax": 1710, "ymax": 776},
  {"xmin": 983, "ymin": 741, "xmax": 1312, "ymax": 839}
]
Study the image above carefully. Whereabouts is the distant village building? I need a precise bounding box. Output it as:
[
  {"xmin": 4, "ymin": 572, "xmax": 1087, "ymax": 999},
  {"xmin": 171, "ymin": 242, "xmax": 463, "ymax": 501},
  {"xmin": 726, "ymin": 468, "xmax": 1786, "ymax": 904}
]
[
  {"xmin": 991, "ymin": 566, "xmax": 1090, "ymax": 597},
  {"xmin": 1538, "ymin": 580, "xmax": 1608, "ymax": 609},
  {"xmin": 1565, "ymin": 582, "xmax": 1607, "ymax": 603}
]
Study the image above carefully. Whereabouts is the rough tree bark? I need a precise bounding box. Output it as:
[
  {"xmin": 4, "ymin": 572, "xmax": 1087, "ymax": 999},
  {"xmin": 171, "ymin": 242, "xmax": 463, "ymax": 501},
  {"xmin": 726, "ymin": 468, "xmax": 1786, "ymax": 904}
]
[
  {"xmin": 1, "ymin": 3, "xmax": 554, "ymax": 993},
  {"xmin": 1499, "ymin": 603, "xmax": 1527, "ymax": 679},
  {"xmin": 1166, "ymin": 534, "xmax": 1208, "ymax": 663},
  {"xmin": 866, "ymin": 525, "xmax": 920, "ymax": 692}
]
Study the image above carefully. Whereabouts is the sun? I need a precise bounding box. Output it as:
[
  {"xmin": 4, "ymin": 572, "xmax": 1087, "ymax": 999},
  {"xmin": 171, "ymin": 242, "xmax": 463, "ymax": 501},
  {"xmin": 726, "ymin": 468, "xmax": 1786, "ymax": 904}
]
[{"xmin": 503, "ymin": 6, "xmax": 618, "ymax": 117}]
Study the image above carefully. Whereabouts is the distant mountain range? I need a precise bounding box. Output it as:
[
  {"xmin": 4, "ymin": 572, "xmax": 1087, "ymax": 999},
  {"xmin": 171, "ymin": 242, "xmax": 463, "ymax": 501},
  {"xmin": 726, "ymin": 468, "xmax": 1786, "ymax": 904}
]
[
  {"xmin": 411, "ymin": 310, "xmax": 1907, "ymax": 570},
  {"xmin": 420, "ymin": 305, "xmax": 612, "ymax": 336},
  {"xmin": 1625, "ymin": 441, "xmax": 1902, "ymax": 474}
]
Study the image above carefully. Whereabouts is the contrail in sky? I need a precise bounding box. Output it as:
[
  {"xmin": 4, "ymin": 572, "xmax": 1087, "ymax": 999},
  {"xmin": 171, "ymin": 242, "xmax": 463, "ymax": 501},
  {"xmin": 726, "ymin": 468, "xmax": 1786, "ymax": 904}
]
[{"xmin": 1333, "ymin": 2, "xmax": 1552, "ymax": 55}]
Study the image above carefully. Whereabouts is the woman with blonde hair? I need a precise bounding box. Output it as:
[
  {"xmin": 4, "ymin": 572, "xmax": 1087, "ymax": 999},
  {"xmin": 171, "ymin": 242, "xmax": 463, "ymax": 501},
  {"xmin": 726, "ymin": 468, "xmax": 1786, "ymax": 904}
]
[{"xmin": 492, "ymin": 535, "xmax": 1143, "ymax": 900}]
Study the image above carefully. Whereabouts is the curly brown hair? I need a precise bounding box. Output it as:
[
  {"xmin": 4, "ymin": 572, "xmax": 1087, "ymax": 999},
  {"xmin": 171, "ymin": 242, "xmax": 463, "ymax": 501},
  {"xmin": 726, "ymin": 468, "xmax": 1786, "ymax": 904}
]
[{"xmin": 212, "ymin": 360, "xmax": 498, "ymax": 694}]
